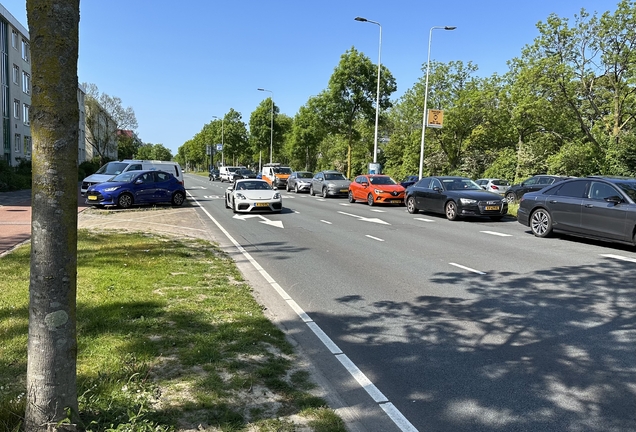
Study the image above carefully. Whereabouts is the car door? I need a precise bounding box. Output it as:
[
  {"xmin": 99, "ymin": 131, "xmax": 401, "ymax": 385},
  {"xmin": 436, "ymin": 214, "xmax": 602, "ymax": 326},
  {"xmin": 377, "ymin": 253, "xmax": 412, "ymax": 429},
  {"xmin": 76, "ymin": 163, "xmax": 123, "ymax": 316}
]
[
  {"xmin": 351, "ymin": 176, "xmax": 366, "ymax": 200},
  {"xmin": 423, "ymin": 178, "xmax": 448, "ymax": 214},
  {"xmin": 580, "ymin": 180, "xmax": 630, "ymax": 241},
  {"xmin": 153, "ymin": 171, "xmax": 173, "ymax": 202},
  {"xmin": 133, "ymin": 172, "xmax": 157, "ymax": 203},
  {"xmin": 545, "ymin": 180, "xmax": 588, "ymax": 233},
  {"xmin": 312, "ymin": 173, "xmax": 324, "ymax": 192},
  {"xmin": 410, "ymin": 177, "xmax": 431, "ymax": 210}
]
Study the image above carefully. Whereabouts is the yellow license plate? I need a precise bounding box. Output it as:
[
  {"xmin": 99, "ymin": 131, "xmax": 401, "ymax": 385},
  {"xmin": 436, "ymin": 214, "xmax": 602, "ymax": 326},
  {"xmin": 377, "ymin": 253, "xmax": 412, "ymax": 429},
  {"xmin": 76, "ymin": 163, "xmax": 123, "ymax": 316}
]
[
  {"xmin": 391, "ymin": 200, "xmax": 401, "ymax": 204},
  {"xmin": 87, "ymin": 195, "xmax": 97, "ymax": 201},
  {"xmin": 340, "ymin": 189, "xmax": 348, "ymax": 193},
  {"xmin": 485, "ymin": 206, "xmax": 500, "ymax": 211},
  {"xmin": 255, "ymin": 202, "xmax": 269, "ymax": 207}
]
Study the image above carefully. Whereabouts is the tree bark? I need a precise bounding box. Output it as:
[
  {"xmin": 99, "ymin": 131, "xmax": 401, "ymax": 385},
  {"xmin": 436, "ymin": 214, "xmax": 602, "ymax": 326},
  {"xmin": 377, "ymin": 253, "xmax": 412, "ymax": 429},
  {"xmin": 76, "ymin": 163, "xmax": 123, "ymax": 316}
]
[{"xmin": 25, "ymin": 0, "xmax": 80, "ymax": 431}]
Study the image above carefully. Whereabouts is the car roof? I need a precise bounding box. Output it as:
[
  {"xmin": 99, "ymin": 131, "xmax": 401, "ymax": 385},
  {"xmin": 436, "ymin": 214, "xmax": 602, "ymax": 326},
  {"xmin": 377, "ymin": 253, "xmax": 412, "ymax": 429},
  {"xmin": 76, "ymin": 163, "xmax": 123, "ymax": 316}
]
[{"xmin": 235, "ymin": 178, "xmax": 267, "ymax": 182}]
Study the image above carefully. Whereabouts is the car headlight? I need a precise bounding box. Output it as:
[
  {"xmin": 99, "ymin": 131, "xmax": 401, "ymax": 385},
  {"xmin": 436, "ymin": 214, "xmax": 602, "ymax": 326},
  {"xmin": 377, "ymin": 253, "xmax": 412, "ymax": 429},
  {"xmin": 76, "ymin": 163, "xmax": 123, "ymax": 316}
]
[
  {"xmin": 459, "ymin": 198, "xmax": 477, "ymax": 205},
  {"xmin": 236, "ymin": 193, "xmax": 246, "ymax": 200},
  {"xmin": 104, "ymin": 186, "xmax": 120, "ymax": 192},
  {"xmin": 273, "ymin": 193, "xmax": 281, "ymax": 199},
  {"xmin": 374, "ymin": 189, "xmax": 384, "ymax": 194}
]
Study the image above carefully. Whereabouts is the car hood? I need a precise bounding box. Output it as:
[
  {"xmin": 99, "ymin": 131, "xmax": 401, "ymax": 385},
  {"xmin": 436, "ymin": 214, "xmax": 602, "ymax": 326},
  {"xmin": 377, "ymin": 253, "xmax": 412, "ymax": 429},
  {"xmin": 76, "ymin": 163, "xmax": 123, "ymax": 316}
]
[
  {"xmin": 83, "ymin": 173, "xmax": 116, "ymax": 183},
  {"xmin": 88, "ymin": 181, "xmax": 129, "ymax": 191},
  {"xmin": 325, "ymin": 180, "xmax": 351, "ymax": 187},
  {"xmin": 372, "ymin": 184, "xmax": 405, "ymax": 192},
  {"xmin": 238, "ymin": 190, "xmax": 279, "ymax": 199},
  {"xmin": 448, "ymin": 190, "xmax": 506, "ymax": 201}
]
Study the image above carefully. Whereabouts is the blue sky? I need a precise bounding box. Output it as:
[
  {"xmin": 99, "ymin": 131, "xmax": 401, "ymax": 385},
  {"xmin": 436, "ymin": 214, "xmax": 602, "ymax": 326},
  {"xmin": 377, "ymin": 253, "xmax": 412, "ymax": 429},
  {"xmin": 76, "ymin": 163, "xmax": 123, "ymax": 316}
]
[{"xmin": 1, "ymin": 0, "xmax": 621, "ymax": 156}]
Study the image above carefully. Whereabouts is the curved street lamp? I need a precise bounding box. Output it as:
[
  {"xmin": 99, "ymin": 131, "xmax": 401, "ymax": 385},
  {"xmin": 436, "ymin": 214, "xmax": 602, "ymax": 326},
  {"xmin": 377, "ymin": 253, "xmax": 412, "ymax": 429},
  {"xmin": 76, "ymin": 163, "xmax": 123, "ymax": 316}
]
[
  {"xmin": 257, "ymin": 88, "xmax": 274, "ymax": 164},
  {"xmin": 418, "ymin": 26, "xmax": 456, "ymax": 179},
  {"xmin": 354, "ymin": 16, "xmax": 382, "ymax": 166}
]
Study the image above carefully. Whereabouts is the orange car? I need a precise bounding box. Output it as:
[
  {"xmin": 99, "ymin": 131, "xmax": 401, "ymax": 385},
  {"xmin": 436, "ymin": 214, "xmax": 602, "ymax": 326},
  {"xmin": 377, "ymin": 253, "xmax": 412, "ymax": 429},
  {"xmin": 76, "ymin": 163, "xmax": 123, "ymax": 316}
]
[{"xmin": 348, "ymin": 174, "xmax": 405, "ymax": 206}]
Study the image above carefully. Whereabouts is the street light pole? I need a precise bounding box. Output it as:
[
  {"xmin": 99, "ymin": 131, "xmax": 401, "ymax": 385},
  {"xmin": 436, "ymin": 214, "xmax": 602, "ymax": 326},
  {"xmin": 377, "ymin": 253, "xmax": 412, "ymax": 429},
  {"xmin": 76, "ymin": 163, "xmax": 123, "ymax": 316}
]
[
  {"xmin": 354, "ymin": 16, "xmax": 382, "ymax": 165},
  {"xmin": 212, "ymin": 115, "xmax": 225, "ymax": 166},
  {"xmin": 418, "ymin": 26, "xmax": 456, "ymax": 179},
  {"xmin": 257, "ymin": 88, "xmax": 274, "ymax": 164}
]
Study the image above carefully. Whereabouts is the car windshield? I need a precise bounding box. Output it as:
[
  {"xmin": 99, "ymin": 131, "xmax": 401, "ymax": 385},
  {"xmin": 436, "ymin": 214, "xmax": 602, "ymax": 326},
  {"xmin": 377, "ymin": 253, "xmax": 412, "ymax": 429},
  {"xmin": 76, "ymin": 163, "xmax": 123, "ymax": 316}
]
[
  {"xmin": 492, "ymin": 179, "xmax": 510, "ymax": 186},
  {"xmin": 442, "ymin": 179, "xmax": 482, "ymax": 191},
  {"xmin": 273, "ymin": 167, "xmax": 292, "ymax": 174},
  {"xmin": 297, "ymin": 172, "xmax": 313, "ymax": 178},
  {"xmin": 369, "ymin": 176, "xmax": 397, "ymax": 185},
  {"xmin": 325, "ymin": 173, "xmax": 346, "ymax": 181},
  {"xmin": 110, "ymin": 172, "xmax": 137, "ymax": 183},
  {"xmin": 615, "ymin": 181, "xmax": 636, "ymax": 202},
  {"xmin": 237, "ymin": 181, "xmax": 272, "ymax": 190},
  {"xmin": 238, "ymin": 169, "xmax": 254, "ymax": 175},
  {"xmin": 96, "ymin": 162, "xmax": 129, "ymax": 175}
]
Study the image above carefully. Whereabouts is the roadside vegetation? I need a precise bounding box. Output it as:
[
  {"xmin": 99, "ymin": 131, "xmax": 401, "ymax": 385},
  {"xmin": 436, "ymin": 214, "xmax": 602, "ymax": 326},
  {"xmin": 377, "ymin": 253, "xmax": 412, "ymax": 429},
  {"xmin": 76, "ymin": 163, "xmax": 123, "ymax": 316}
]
[
  {"xmin": 0, "ymin": 230, "xmax": 345, "ymax": 432},
  {"xmin": 178, "ymin": 1, "xmax": 636, "ymax": 187}
]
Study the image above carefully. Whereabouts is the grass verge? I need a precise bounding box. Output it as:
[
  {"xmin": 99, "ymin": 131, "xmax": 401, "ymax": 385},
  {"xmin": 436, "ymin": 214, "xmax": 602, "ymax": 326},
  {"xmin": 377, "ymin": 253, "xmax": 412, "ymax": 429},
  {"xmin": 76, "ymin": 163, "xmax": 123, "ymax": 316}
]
[{"xmin": 0, "ymin": 230, "xmax": 345, "ymax": 431}]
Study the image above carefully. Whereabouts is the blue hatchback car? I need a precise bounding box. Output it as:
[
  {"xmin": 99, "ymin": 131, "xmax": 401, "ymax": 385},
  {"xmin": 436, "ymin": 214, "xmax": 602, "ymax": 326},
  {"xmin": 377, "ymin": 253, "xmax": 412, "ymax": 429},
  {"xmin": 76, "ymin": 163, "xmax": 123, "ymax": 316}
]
[{"xmin": 85, "ymin": 169, "xmax": 186, "ymax": 209}]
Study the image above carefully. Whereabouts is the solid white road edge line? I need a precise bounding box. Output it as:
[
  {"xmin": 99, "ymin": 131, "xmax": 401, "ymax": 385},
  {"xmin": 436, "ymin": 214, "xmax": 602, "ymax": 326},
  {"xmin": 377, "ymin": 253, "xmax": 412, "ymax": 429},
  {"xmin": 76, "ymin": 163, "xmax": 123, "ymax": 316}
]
[
  {"xmin": 600, "ymin": 254, "xmax": 636, "ymax": 263},
  {"xmin": 449, "ymin": 262, "xmax": 487, "ymax": 275},
  {"xmin": 366, "ymin": 235, "xmax": 385, "ymax": 242},
  {"xmin": 188, "ymin": 194, "xmax": 416, "ymax": 432}
]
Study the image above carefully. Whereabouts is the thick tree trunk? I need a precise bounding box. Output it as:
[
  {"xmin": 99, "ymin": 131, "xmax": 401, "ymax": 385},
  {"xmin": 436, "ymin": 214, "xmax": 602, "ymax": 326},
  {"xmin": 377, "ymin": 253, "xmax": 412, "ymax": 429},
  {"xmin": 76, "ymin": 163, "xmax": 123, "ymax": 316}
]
[{"xmin": 25, "ymin": 1, "xmax": 80, "ymax": 431}]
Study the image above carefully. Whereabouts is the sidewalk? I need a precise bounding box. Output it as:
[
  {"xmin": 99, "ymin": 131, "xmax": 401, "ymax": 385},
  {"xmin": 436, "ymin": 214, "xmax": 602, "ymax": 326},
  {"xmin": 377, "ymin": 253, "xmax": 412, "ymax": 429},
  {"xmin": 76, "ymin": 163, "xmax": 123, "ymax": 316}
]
[
  {"xmin": 0, "ymin": 189, "xmax": 33, "ymax": 255},
  {"xmin": 0, "ymin": 188, "xmax": 90, "ymax": 256}
]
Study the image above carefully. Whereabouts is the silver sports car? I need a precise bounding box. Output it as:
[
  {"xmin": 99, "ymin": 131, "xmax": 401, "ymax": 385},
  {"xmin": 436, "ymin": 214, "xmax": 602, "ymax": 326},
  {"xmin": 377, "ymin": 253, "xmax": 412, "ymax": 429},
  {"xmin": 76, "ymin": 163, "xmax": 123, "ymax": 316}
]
[{"xmin": 225, "ymin": 179, "xmax": 283, "ymax": 213}]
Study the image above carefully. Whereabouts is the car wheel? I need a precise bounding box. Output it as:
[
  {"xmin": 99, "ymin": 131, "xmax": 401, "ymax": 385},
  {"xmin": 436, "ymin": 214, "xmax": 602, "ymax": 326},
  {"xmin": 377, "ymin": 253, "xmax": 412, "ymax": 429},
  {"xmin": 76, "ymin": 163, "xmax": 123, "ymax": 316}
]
[
  {"xmin": 530, "ymin": 208, "xmax": 553, "ymax": 237},
  {"xmin": 294, "ymin": 184, "xmax": 299, "ymax": 193},
  {"xmin": 445, "ymin": 201, "xmax": 458, "ymax": 221},
  {"xmin": 505, "ymin": 192, "xmax": 516, "ymax": 204},
  {"xmin": 117, "ymin": 193, "xmax": 133, "ymax": 209},
  {"xmin": 232, "ymin": 200, "xmax": 238, "ymax": 214},
  {"xmin": 309, "ymin": 185, "xmax": 314, "ymax": 196},
  {"xmin": 367, "ymin": 193, "xmax": 375, "ymax": 206},
  {"xmin": 322, "ymin": 187, "xmax": 328, "ymax": 198},
  {"xmin": 348, "ymin": 191, "xmax": 355, "ymax": 203},
  {"xmin": 406, "ymin": 196, "xmax": 418, "ymax": 214},
  {"xmin": 286, "ymin": 183, "xmax": 290, "ymax": 192},
  {"xmin": 171, "ymin": 191, "xmax": 185, "ymax": 206},
  {"xmin": 224, "ymin": 195, "xmax": 230, "ymax": 209}
]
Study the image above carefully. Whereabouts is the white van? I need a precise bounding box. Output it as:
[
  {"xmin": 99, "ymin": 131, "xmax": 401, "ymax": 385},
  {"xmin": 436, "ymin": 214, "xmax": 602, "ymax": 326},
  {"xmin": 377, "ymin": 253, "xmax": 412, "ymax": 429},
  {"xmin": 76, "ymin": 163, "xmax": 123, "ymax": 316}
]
[
  {"xmin": 219, "ymin": 165, "xmax": 245, "ymax": 183},
  {"xmin": 81, "ymin": 160, "xmax": 184, "ymax": 195}
]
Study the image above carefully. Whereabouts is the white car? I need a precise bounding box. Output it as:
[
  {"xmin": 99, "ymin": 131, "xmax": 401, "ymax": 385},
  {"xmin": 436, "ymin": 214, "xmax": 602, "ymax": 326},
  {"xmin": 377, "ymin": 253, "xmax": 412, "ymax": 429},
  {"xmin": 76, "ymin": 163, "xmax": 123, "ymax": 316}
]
[
  {"xmin": 475, "ymin": 178, "xmax": 511, "ymax": 196},
  {"xmin": 225, "ymin": 179, "xmax": 283, "ymax": 213}
]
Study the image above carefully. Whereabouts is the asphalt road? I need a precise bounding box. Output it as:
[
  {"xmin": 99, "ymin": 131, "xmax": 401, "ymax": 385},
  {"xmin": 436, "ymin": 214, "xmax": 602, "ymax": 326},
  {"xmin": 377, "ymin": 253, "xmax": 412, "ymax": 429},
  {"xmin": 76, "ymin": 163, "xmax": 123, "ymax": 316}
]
[{"xmin": 185, "ymin": 173, "xmax": 636, "ymax": 432}]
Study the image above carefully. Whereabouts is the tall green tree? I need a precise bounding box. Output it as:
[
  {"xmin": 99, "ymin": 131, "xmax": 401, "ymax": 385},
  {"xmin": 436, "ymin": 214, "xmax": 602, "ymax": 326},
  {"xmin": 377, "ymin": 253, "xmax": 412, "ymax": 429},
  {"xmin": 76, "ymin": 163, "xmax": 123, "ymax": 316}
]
[
  {"xmin": 249, "ymin": 98, "xmax": 280, "ymax": 166},
  {"xmin": 26, "ymin": 0, "xmax": 80, "ymax": 430},
  {"xmin": 317, "ymin": 47, "xmax": 397, "ymax": 178},
  {"xmin": 286, "ymin": 96, "xmax": 328, "ymax": 171},
  {"xmin": 136, "ymin": 143, "xmax": 173, "ymax": 161}
]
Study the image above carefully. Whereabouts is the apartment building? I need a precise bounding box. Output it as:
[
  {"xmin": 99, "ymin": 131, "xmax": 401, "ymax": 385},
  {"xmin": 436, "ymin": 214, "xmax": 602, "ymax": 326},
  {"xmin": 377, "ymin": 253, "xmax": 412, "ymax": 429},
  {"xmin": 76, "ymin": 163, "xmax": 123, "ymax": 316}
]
[
  {"xmin": 1, "ymin": 3, "xmax": 31, "ymax": 166},
  {"xmin": 1, "ymin": 4, "xmax": 91, "ymax": 166}
]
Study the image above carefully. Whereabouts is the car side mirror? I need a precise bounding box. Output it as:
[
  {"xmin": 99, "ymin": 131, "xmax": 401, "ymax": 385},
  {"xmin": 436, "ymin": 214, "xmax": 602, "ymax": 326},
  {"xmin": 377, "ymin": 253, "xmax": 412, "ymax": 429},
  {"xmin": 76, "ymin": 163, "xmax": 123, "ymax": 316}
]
[
  {"xmin": 605, "ymin": 195, "xmax": 623, "ymax": 204},
  {"xmin": 361, "ymin": 181, "xmax": 369, "ymax": 187},
  {"xmin": 227, "ymin": 187, "xmax": 234, "ymax": 192},
  {"xmin": 135, "ymin": 179, "xmax": 143, "ymax": 184},
  {"xmin": 481, "ymin": 186, "xmax": 486, "ymax": 190},
  {"xmin": 433, "ymin": 186, "xmax": 442, "ymax": 193}
]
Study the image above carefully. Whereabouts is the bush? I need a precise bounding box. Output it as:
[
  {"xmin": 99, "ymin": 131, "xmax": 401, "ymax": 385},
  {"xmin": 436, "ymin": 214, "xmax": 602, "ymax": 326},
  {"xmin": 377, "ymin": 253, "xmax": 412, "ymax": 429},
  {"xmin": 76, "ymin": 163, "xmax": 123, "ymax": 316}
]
[
  {"xmin": 0, "ymin": 160, "xmax": 31, "ymax": 192},
  {"xmin": 78, "ymin": 159, "xmax": 102, "ymax": 181}
]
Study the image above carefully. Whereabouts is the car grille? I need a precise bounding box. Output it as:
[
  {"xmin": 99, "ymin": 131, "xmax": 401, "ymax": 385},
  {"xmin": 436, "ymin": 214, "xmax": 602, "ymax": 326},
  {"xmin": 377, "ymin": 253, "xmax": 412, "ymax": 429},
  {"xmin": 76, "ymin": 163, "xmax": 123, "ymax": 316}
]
[{"xmin": 478, "ymin": 200, "xmax": 506, "ymax": 214}]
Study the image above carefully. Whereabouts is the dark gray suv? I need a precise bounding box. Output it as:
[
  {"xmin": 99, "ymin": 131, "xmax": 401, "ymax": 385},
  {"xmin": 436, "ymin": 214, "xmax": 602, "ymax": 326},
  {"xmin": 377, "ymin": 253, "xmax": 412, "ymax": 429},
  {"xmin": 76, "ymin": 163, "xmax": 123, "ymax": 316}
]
[{"xmin": 505, "ymin": 175, "xmax": 570, "ymax": 203}]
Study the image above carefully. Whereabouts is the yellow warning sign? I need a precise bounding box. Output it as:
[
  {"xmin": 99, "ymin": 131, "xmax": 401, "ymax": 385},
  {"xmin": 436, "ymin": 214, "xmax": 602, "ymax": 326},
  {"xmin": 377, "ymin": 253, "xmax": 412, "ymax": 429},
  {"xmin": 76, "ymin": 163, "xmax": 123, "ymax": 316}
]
[{"xmin": 427, "ymin": 109, "xmax": 444, "ymax": 128}]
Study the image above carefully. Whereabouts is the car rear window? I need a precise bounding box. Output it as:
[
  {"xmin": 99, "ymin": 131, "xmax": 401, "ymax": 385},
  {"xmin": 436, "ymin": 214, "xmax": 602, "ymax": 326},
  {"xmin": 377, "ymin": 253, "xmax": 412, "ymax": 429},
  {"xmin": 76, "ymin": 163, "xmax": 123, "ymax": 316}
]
[{"xmin": 492, "ymin": 180, "xmax": 510, "ymax": 186}]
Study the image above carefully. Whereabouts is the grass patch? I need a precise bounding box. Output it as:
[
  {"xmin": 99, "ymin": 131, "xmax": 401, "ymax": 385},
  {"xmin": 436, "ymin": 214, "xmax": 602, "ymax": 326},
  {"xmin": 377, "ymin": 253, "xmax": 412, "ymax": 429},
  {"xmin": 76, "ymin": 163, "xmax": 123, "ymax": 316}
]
[
  {"xmin": 0, "ymin": 230, "xmax": 341, "ymax": 431},
  {"xmin": 508, "ymin": 202, "xmax": 519, "ymax": 218}
]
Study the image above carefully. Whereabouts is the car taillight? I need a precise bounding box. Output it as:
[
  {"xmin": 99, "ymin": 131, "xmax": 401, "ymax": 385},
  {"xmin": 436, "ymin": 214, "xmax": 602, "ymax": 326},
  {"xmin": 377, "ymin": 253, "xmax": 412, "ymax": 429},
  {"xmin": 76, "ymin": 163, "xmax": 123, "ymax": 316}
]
[{"xmin": 491, "ymin": 185, "xmax": 499, "ymax": 190}]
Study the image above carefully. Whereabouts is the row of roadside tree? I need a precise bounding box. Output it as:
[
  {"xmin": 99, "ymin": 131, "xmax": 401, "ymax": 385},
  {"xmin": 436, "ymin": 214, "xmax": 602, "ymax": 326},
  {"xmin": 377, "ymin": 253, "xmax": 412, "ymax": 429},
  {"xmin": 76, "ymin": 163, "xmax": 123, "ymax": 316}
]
[{"xmin": 176, "ymin": 0, "xmax": 636, "ymax": 184}]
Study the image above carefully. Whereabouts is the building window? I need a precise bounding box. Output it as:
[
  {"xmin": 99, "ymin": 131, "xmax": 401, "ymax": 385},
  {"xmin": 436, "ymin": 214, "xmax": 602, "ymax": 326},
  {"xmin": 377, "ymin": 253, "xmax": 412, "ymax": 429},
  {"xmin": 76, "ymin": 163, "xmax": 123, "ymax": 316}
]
[
  {"xmin": 23, "ymin": 104, "xmax": 29, "ymax": 125},
  {"xmin": 12, "ymin": 65, "xmax": 19, "ymax": 85},
  {"xmin": 24, "ymin": 136, "xmax": 31, "ymax": 155},
  {"xmin": 21, "ymin": 39, "xmax": 29, "ymax": 62},
  {"xmin": 13, "ymin": 99, "xmax": 20, "ymax": 119},
  {"xmin": 14, "ymin": 134, "xmax": 21, "ymax": 153},
  {"xmin": 22, "ymin": 72, "xmax": 30, "ymax": 94},
  {"xmin": 11, "ymin": 30, "xmax": 18, "ymax": 50}
]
